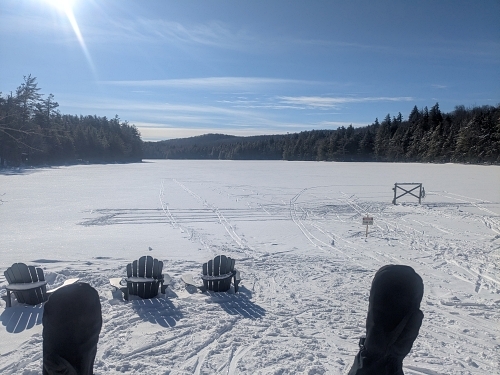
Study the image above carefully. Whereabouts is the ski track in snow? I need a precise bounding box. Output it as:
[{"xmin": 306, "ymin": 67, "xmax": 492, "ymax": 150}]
[
  {"xmin": 155, "ymin": 179, "xmax": 500, "ymax": 374},
  {"xmin": 1, "ymin": 164, "xmax": 499, "ymax": 375}
]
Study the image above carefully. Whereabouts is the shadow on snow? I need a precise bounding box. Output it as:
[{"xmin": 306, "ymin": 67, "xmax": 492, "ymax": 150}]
[
  {"xmin": 130, "ymin": 291, "xmax": 183, "ymax": 328},
  {"xmin": 0, "ymin": 304, "xmax": 43, "ymax": 333},
  {"xmin": 206, "ymin": 286, "xmax": 266, "ymax": 319}
]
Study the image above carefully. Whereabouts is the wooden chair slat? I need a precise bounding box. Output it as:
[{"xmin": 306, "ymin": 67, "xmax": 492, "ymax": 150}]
[
  {"xmin": 36, "ymin": 267, "xmax": 45, "ymax": 281},
  {"xmin": 27, "ymin": 265, "xmax": 38, "ymax": 282},
  {"xmin": 215, "ymin": 256, "xmax": 223, "ymax": 292},
  {"xmin": 33, "ymin": 284, "xmax": 47, "ymax": 305},
  {"xmin": 138, "ymin": 257, "xmax": 146, "ymax": 277},
  {"xmin": 145, "ymin": 256, "xmax": 153, "ymax": 278},
  {"xmin": 221, "ymin": 255, "xmax": 231, "ymax": 274},
  {"xmin": 222, "ymin": 256, "xmax": 232, "ymax": 291},
  {"xmin": 133, "ymin": 260, "xmax": 139, "ymax": 277},
  {"xmin": 153, "ymin": 259, "xmax": 163, "ymax": 278},
  {"xmin": 126, "ymin": 263, "xmax": 132, "ymax": 278},
  {"xmin": 202, "ymin": 262, "xmax": 209, "ymax": 290},
  {"xmin": 4, "ymin": 267, "xmax": 15, "ymax": 284},
  {"xmin": 21, "ymin": 265, "xmax": 35, "ymax": 283},
  {"xmin": 152, "ymin": 258, "xmax": 158, "ymax": 278},
  {"xmin": 214, "ymin": 256, "xmax": 221, "ymax": 276}
]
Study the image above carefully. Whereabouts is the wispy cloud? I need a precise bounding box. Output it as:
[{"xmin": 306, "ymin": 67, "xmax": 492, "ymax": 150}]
[
  {"xmin": 128, "ymin": 18, "xmax": 400, "ymax": 54},
  {"xmin": 100, "ymin": 77, "xmax": 317, "ymax": 89},
  {"xmin": 90, "ymin": 17, "xmax": 256, "ymax": 50},
  {"xmin": 137, "ymin": 19, "xmax": 251, "ymax": 49},
  {"xmin": 278, "ymin": 96, "xmax": 414, "ymax": 109},
  {"xmin": 61, "ymin": 97, "xmax": 251, "ymax": 117},
  {"xmin": 58, "ymin": 94, "xmax": 325, "ymax": 130}
]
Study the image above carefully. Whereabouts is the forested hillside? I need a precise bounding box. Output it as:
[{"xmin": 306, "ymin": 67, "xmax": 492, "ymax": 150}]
[
  {"xmin": 144, "ymin": 103, "xmax": 500, "ymax": 164},
  {"xmin": 0, "ymin": 75, "xmax": 143, "ymax": 167},
  {"xmin": 2, "ymin": 76, "xmax": 498, "ymax": 166}
]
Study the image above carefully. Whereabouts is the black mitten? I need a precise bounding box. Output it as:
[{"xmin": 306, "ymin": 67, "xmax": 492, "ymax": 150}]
[
  {"xmin": 43, "ymin": 282, "xmax": 102, "ymax": 375},
  {"xmin": 348, "ymin": 265, "xmax": 423, "ymax": 375}
]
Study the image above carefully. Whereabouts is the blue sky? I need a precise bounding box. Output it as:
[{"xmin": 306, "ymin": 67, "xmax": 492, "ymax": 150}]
[{"xmin": 1, "ymin": 0, "xmax": 499, "ymax": 141}]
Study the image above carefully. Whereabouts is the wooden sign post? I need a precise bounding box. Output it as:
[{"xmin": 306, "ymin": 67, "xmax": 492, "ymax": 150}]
[{"xmin": 362, "ymin": 216, "xmax": 373, "ymax": 238}]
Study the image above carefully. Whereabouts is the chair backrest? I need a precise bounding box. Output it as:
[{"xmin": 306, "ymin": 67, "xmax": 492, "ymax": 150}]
[
  {"xmin": 126, "ymin": 256, "xmax": 163, "ymax": 299},
  {"xmin": 202, "ymin": 255, "xmax": 235, "ymax": 292},
  {"xmin": 4, "ymin": 263, "xmax": 48, "ymax": 305},
  {"xmin": 126, "ymin": 256, "xmax": 163, "ymax": 279}
]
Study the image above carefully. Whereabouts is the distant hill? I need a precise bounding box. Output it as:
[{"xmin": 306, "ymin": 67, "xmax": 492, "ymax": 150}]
[{"xmin": 143, "ymin": 103, "xmax": 500, "ymax": 164}]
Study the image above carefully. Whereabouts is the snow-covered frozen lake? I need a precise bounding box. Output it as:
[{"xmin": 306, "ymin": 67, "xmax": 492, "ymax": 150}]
[{"xmin": 1, "ymin": 160, "xmax": 499, "ymax": 374}]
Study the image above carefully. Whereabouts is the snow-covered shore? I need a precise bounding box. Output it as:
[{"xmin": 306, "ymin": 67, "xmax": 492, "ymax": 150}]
[{"xmin": 1, "ymin": 161, "xmax": 499, "ymax": 374}]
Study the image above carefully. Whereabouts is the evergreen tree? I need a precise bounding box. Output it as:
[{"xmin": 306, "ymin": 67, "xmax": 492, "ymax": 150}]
[{"xmin": 374, "ymin": 115, "xmax": 391, "ymax": 160}]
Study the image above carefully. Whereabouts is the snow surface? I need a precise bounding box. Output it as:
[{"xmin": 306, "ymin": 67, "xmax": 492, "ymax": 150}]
[{"xmin": 0, "ymin": 160, "xmax": 499, "ymax": 375}]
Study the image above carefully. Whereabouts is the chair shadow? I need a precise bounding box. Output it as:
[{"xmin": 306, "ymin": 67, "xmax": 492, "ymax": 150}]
[
  {"xmin": 130, "ymin": 291, "xmax": 183, "ymax": 328},
  {"xmin": 0, "ymin": 304, "xmax": 43, "ymax": 333},
  {"xmin": 207, "ymin": 286, "xmax": 266, "ymax": 319}
]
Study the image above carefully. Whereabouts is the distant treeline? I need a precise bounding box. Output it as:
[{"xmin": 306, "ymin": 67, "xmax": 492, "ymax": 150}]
[
  {"xmin": 2, "ymin": 75, "xmax": 498, "ymax": 166},
  {"xmin": 144, "ymin": 103, "xmax": 500, "ymax": 164},
  {"xmin": 0, "ymin": 75, "xmax": 142, "ymax": 167}
]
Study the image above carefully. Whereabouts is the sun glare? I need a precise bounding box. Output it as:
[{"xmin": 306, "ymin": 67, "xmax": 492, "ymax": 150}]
[
  {"xmin": 43, "ymin": 0, "xmax": 96, "ymax": 75},
  {"xmin": 45, "ymin": 0, "xmax": 74, "ymax": 12}
]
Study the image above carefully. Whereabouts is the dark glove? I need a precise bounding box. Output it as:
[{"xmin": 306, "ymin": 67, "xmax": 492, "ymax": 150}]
[
  {"xmin": 43, "ymin": 283, "xmax": 102, "ymax": 375},
  {"xmin": 348, "ymin": 265, "xmax": 424, "ymax": 375}
]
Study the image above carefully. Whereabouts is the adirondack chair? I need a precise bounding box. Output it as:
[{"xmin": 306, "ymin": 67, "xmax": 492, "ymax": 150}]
[
  {"xmin": 203, "ymin": 255, "xmax": 241, "ymax": 292},
  {"xmin": 4, "ymin": 263, "xmax": 79, "ymax": 308},
  {"xmin": 109, "ymin": 256, "xmax": 171, "ymax": 301},
  {"xmin": 182, "ymin": 255, "xmax": 240, "ymax": 293}
]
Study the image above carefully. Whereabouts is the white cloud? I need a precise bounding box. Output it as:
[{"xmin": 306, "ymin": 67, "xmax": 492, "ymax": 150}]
[
  {"xmin": 60, "ymin": 98, "xmax": 249, "ymax": 116},
  {"xmin": 100, "ymin": 77, "xmax": 315, "ymax": 89},
  {"xmin": 278, "ymin": 96, "xmax": 414, "ymax": 109},
  {"xmin": 137, "ymin": 19, "xmax": 250, "ymax": 49}
]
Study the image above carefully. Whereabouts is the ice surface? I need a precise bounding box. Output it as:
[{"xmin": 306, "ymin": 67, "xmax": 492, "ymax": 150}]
[{"xmin": 0, "ymin": 161, "xmax": 499, "ymax": 374}]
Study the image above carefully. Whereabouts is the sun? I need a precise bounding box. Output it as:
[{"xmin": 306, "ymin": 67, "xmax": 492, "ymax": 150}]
[
  {"xmin": 45, "ymin": 0, "xmax": 74, "ymax": 13},
  {"xmin": 42, "ymin": 0, "xmax": 96, "ymax": 74}
]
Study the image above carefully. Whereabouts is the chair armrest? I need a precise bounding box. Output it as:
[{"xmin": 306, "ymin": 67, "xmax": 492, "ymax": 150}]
[
  {"xmin": 201, "ymin": 272, "xmax": 234, "ymax": 281},
  {"xmin": 110, "ymin": 278, "xmax": 124, "ymax": 288},
  {"xmin": 160, "ymin": 274, "xmax": 171, "ymax": 294},
  {"xmin": 6, "ymin": 280, "xmax": 47, "ymax": 291},
  {"xmin": 109, "ymin": 278, "xmax": 129, "ymax": 300},
  {"xmin": 125, "ymin": 277, "xmax": 159, "ymax": 283},
  {"xmin": 47, "ymin": 278, "xmax": 79, "ymax": 294}
]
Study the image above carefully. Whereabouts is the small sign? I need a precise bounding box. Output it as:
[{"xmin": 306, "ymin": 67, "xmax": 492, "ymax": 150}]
[{"xmin": 362, "ymin": 217, "xmax": 374, "ymax": 225}]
